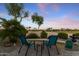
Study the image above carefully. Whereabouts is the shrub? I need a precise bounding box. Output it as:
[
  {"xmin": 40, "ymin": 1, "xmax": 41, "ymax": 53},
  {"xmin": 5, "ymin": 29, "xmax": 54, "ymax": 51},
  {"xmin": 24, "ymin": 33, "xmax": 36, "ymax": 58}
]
[
  {"xmin": 27, "ymin": 33, "xmax": 39, "ymax": 39},
  {"xmin": 73, "ymin": 33, "xmax": 79, "ymax": 36},
  {"xmin": 58, "ymin": 32, "xmax": 68, "ymax": 39},
  {"xmin": 65, "ymin": 39, "xmax": 73, "ymax": 49},
  {"xmin": 40, "ymin": 31, "xmax": 48, "ymax": 38},
  {"xmin": 0, "ymin": 19, "xmax": 28, "ymax": 45},
  {"xmin": 73, "ymin": 33, "xmax": 79, "ymax": 39}
]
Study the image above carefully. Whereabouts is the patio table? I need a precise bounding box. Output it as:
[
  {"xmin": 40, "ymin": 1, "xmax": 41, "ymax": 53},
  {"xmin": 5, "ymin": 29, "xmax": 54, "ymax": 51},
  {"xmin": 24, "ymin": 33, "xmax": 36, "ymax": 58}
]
[
  {"xmin": 27, "ymin": 39, "xmax": 49, "ymax": 45},
  {"xmin": 27, "ymin": 39, "xmax": 49, "ymax": 55},
  {"xmin": 27, "ymin": 39, "xmax": 66, "ymax": 44},
  {"xmin": 27, "ymin": 39, "xmax": 66, "ymax": 55},
  {"xmin": 27, "ymin": 39, "xmax": 49, "ymax": 41}
]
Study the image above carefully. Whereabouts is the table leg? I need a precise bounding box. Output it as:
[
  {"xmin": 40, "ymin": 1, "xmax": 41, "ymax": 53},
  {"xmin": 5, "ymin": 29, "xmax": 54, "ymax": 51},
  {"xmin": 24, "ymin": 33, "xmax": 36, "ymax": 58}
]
[
  {"xmin": 36, "ymin": 44, "xmax": 38, "ymax": 56},
  {"xmin": 42, "ymin": 40, "xmax": 44, "ymax": 50},
  {"xmin": 41, "ymin": 44, "xmax": 43, "ymax": 56}
]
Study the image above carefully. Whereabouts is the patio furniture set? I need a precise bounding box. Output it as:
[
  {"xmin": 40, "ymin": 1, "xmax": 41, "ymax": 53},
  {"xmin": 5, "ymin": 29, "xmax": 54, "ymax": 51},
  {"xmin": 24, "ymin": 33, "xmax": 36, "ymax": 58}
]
[{"xmin": 18, "ymin": 34, "xmax": 59, "ymax": 56}]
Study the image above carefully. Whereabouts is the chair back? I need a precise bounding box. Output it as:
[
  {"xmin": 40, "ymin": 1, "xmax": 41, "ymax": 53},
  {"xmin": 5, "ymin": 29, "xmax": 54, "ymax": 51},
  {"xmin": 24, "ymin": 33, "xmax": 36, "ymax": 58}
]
[
  {"xmin": 19, "ymin": 34, "xmax": 28, "ymax": 45},
  {"xmin": 48, "ymin": 35, "xmax": 58, "ymax": 46}
]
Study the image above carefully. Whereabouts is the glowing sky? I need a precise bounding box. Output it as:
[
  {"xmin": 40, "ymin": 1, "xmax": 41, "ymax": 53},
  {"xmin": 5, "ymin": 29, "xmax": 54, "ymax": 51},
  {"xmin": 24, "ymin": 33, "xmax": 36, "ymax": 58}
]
[{"xmin": 0, "ymin": 3, "xmax": 79, "ymax": 29}]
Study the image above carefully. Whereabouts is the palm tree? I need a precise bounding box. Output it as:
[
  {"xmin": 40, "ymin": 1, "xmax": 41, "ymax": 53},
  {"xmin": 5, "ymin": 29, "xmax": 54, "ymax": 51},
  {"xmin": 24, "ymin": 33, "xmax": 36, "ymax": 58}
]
[
  {"xmin": 0, "ymin": 18, "xmax": 28, "ymax": 44},
  {"xmin": 32, "ymin": 13, "xmax": 44, "ymax": 29},
  {"xmin": 5, "ymin": 3, "xmax": 29, "ymax": 23}
]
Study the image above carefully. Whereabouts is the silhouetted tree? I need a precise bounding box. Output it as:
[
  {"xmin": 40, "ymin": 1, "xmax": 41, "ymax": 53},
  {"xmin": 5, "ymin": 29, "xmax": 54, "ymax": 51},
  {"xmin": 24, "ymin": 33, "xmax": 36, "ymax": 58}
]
[{"xmin": 32, "ymin": 13, "xmax": 44, "ymax": 29}]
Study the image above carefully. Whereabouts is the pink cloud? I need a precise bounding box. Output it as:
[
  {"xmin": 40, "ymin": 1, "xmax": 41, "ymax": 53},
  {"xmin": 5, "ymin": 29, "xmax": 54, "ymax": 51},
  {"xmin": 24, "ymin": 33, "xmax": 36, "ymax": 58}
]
[
  {"xmin": 52, "ymin": 4, "xmax": 59, "ymax": 12},
  {"xmin": 52, "ymin": 17, "xmax": 79, "ymax": 29},
  {"xmin": 41, "ymin": 16, "xmax": 79, "ymax": 29},
  {"xmin": 37, "ymin": 3, "xmax": 60, "ymax": 17},
  {"xmin": 37, "ymin": 3, "xmax": 47, "ymax": 11},
  {"xmin": 68, "ymin": 11, "xmax": 79, "ymax": 16},
  {"xmin": 37, "ymin": 3, "xmax": 49, "ymax": 16},
  {"xmin": 37, "ymin": 3, "xmax": 60, "ymax": 13}
]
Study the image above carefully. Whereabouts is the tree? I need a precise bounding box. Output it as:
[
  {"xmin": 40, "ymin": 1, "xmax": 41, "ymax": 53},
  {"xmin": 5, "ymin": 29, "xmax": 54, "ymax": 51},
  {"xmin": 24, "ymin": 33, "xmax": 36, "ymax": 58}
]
[
  {"xmin": 46, "ymin": 28, "xmax": 52, "ymax": 31},
  {"xmin": 32, "ymin": 13, "xmax": 44, "ymax": 29},
  {"xmin": 0, "ymin": 3, "xmax": 28, "ymax": 45},
  {"xmin": 5, "ymin": 3, "xmax": 29, "ymax": 23},
  {"xmin": 0, "ymin": 18, "xmax": 28, "ymax": 44}
]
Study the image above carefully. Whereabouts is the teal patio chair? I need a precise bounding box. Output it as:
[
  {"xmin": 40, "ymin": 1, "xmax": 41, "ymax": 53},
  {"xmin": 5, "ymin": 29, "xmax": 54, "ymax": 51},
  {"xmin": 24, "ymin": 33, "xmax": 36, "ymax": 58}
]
[
  {"xmin": 18, "ymin": 34, "xmax": 36, "ymax": 56},
  {"xmin": 43, "ymin": 35, "xmax": 59, "ymax": 56}
]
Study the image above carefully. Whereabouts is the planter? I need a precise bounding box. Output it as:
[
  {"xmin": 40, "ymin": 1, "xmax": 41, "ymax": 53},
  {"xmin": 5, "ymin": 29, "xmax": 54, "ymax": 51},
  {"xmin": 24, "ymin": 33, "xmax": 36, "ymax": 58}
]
[{"xmin": 65, "ymin": 40, "xmax": 73, "ymax": 49}]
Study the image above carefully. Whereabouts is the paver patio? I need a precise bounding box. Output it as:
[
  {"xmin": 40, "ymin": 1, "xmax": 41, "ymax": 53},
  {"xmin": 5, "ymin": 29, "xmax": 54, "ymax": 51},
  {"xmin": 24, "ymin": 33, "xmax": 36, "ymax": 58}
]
[{"xmin": 0, "ymin": 44, "xmax": 79, "ymax": 56}]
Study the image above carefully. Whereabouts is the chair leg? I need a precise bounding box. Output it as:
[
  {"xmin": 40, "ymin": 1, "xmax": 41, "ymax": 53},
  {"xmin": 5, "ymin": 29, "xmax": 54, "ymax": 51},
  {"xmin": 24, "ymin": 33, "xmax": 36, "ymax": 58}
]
[
  {"xmin": 25, "ymin": 45, "xmax": 29, "ymax": 56},
  {"xmin": 34, "ymin": 41, "xmax": 36, "ymax": 50},
  {"xmin": 36, "ymin": 45, "xmax": 38, "ymax": 56},
  {"xmin": 56, "ymin": 45, "xmax": 59, "ymax": 55},
  {"xmin": 41, "ymin": 45, "xmax": 43, "ymax": 56},
  {"xmin": 18, "ymin": 45, "xmax": 22, "ymax": 54},
  {"xmin": 47, "ymin": 46, "xmax": 50, "ymax": 56}
]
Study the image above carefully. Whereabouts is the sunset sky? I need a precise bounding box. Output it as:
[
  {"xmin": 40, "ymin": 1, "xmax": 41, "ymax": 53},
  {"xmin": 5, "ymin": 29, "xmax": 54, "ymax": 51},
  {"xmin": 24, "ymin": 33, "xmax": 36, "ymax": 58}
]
[{"xmin": 0, "ymin": 3, "xmax": 79, "ymax": 29}]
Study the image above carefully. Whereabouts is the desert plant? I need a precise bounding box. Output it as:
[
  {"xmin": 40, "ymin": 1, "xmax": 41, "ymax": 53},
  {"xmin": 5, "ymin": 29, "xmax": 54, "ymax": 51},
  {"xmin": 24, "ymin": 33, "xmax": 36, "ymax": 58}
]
[
  {"xmin": 65, "ymin": 39, "xmax": 73, "ymax": 49},
  {"xmin": 40, "ymin": 31, "xmax": 48, "ymax": 38},
  {"xmin": 73, "ymin": 33, "xmax": 79, "ymax": 37},
  {"xmin": 0, "ymin": 19, "xmax": 28, "ymax": 44},
  {"xmin": 27, "ymin": 33, "xmax": 39, "ymax": 39},
  {"xmin": 73, "ymin": 33, "xmax": 79, "ymax": 39},
  {"xmin": 0, "ymin": 3, "xmax": 28, "ymax": 45},
  {"xmin": 58, "ymin": 32, "xmax": 68, "ymax": 39}
]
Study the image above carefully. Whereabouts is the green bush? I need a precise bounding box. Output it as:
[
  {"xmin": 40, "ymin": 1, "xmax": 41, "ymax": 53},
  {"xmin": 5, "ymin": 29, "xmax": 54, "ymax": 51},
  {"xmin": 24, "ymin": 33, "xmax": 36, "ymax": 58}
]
[
  {"xmin": 73, "ymin": 33, "xmax": 79, "ymax": 36},
  {"xmin": 73, "ymin": 33, "xmax": 79, "ymax": 39},
  {"xmin": 0, "ymin": 19, "xmax": 28, "ymax": 44},
  {"xmin": 65, "ymin": 39, "xmax": 73, "ymax": 49},
  {"xmin": 58, "ymin": 32, "xmax": 68, "ymax": 39},
  {"xmin": 40, "ymin": 31, "xmax": 48, "ymax": 38},
  {"xmin": 27, "ymin": 33, "xmax": 39, "ymax": 39}
]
